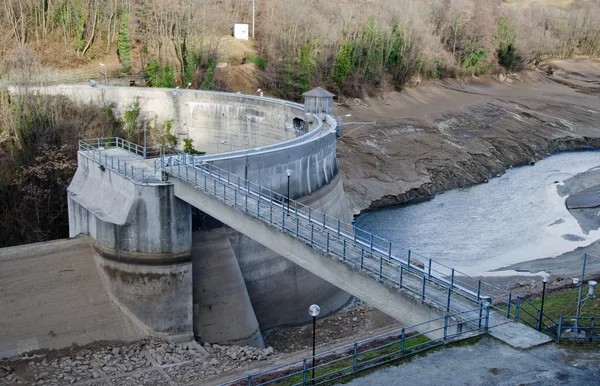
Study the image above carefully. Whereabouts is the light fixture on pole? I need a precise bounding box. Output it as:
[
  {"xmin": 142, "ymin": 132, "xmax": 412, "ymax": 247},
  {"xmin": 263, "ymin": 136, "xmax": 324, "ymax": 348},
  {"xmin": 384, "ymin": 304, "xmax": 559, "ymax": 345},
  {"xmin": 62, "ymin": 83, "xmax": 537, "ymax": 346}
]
[
  {"xmin": 286, "ymin": 169, "xmax": 292, "ymax": 213},
  {"xmin": 539, "ymin": 273, "xmax": 550, "ymax": 331},
  {"xmin": 308, "ymin": 304, "xmax": 320, "ymax": 385},
  {"xmin": 574, "ymin": 253, "xmax": 588, "ymax": 333},
  {"xmin": 99, "ymin": 63, "xmax": 107, "ymax": 86}
]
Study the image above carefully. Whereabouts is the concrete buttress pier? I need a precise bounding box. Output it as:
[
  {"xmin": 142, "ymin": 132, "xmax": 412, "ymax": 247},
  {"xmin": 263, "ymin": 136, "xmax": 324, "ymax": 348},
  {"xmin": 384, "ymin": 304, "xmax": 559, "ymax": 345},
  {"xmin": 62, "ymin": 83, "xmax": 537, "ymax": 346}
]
[{"xmin": 68, "ymin": 152, "xmax": 194, "ymax": 341}]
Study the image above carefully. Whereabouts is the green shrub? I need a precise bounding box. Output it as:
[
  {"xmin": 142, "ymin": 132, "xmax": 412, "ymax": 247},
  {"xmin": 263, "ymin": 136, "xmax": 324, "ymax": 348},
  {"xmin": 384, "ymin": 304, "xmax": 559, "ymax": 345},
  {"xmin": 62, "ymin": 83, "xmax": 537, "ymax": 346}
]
[
  {"xmin": 164, "ymin": 120, "xmax": 177, "ymax": 148},
  {"xmin": 183, "ymin": 138, "xmax": 205, "ymax": 155},
  {"xmin": 199, "ymin": 57, "xmax": 217, "ymax": 90},
  {"xmin": 146, "ymin": 59, "xmax": 176, "ymax": 88},
  {"xmin": 496, "ymin": 18, "xmax": 524, "ymax": 71},
  {"xmin": 298, "ymin": 40, "xmax": 316, "ymax": 93},
  {"xmin": 123, "ymin": 97, "xmax": 140, "ymax": 140},
  {"xmin": 245, "ymin": 54, "xmax": 267, "ymax": 70},
  {"xmin": 117, "ymin": 9, "xmax": 132, "ymax": 72},
  {"xmin": 331, "ymin": 40, "xmax": 353, "ymax": 84}
]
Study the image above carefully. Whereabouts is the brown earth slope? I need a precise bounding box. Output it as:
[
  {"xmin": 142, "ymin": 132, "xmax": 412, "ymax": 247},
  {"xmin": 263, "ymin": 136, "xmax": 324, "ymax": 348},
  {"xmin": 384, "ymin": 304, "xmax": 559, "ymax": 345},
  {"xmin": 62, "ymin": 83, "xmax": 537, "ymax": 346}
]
[{"xmin": 335, "ymin": 60, "xmax": 600, "ymax": 215}]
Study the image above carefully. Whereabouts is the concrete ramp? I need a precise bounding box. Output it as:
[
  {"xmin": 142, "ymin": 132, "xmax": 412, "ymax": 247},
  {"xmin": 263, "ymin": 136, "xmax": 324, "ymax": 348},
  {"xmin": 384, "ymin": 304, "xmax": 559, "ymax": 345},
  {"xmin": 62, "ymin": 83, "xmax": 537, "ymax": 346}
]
[{"xmin": 0, "ymin": 237, "xmax": 146, "ymax": 358}]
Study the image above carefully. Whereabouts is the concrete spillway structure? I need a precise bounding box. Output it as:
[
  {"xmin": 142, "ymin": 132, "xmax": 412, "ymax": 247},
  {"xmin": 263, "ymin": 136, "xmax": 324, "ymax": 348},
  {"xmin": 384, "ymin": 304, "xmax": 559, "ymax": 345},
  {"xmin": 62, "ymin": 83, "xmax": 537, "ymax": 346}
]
[{"xmin": 36, "ymin": 85, "xmax": 352, "ymax": 346}]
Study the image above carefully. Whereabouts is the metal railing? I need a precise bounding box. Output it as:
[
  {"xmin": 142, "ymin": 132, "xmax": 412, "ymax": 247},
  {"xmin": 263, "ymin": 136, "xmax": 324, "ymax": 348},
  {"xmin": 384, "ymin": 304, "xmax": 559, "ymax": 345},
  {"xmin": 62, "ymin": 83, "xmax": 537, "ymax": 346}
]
[
  {"xmin": 514, "ymin": 296, "xmax": 557, "ymax": 333},
  {"xmin": 513, "ymin": 296, "xmax": 600, "ymax": 342},
  {"xmin": 220, "ymin": 306, "xmax": 489, "ymax": 386},
  {"xmin": 161, "ymin": 153, "xmax": 512, "ymax": 318},
  {"xmin": 80, "ymin": 137, "xmax": 162, "ymax": 159},
  {"xmin": 78, "ymin": 138, "xmax": 163, "ymax": 184},
  {"xmin": 556, "ymin": 316, "xmax": 600, "ymax": 342}
]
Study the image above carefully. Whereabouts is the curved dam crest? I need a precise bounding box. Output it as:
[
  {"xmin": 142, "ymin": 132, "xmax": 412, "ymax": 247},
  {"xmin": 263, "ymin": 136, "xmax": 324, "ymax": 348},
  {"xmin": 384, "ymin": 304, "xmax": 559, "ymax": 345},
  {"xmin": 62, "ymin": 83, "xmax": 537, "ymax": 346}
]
[{"xmin": 8, "ymin": 85, "xmax": 352, "ymax": 350}]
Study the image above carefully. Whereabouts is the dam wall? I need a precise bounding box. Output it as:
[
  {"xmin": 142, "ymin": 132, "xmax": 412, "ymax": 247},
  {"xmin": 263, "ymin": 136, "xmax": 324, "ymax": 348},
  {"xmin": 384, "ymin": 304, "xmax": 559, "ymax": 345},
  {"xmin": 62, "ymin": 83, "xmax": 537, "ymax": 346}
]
[
  {"xmin": 33, "ymin": 85, "xmax": 352, "ymax": 346},
  {"xmin": 23, "ymin": 85, "xmax": 306, "ymax": 153}
]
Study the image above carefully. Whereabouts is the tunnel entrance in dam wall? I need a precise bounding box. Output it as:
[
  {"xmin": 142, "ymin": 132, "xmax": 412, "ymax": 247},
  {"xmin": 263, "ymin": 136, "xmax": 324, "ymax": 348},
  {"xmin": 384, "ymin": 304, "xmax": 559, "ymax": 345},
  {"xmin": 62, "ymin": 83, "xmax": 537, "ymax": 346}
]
[{"xmin": 53, "ymin": 87, "xmax": 353, "ymax": 348}]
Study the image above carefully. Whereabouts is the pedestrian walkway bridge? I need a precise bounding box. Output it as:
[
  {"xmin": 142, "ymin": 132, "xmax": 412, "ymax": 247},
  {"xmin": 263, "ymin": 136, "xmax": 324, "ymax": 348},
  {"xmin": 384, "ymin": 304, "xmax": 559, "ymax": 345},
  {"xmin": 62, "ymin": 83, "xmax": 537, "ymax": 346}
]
[{"xmin": 77, "ymin": 136, "xmax": 537, "ymax": 340}]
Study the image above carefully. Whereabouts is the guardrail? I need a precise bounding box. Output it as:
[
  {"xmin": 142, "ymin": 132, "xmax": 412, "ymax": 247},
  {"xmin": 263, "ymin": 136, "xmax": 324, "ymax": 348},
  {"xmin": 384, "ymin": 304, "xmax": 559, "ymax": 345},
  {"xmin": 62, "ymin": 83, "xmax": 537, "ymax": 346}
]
[
  {"xmin": 514, "ymin": 296, "xmax": 557, "ymax": 333},
  {"xmin": 220, "ymin": 306, "xmax": 489, "ymax": 386},
  {"xmin": 162, "ymin": 153, "xmax": 510, "ymax": 318},
  {"xmin": 513, "ymin": 295, "xmax": 600, "ymax": 342},
  {"xmin": 78, "ymin": 138, "xmax": 163, "ymax": 183},
  {"xmin": 556, "ymin": 315, "xmax": 600, "ymax": 342},
  {"xmin": 81, "ymin": 137, "xmax": 162, "ymax": 159}
]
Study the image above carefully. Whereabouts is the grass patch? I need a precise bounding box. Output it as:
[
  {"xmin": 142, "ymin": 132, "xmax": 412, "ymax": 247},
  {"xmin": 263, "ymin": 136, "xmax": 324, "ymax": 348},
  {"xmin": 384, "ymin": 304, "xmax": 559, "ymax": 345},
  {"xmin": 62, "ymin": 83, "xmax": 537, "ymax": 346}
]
[{"xmin": 244, "ymin": 54, "xmax": 267, "ymax": 71}]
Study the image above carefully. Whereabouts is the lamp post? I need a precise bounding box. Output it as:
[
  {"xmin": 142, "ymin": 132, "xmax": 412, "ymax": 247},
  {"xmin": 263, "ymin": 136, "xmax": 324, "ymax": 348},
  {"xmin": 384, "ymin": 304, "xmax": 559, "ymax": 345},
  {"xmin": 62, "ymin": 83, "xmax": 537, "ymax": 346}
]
[
  {"xmin": 99, "ymin": 63, "xmax": 107, "ymax": 86},
  {"xmin": 308, "ymin": 304, "xmax": 320, "ymax": 384},
  {"xmin": 286, "ymin": 169, "xmax": 292, "ymax": 213},
  {"xmin": 539, "ymin": 273, "xmax": 550, "ymax": 331},
  {"xmin": 574, "ymin": 253, "xmax": 588, "ymax": 332}
]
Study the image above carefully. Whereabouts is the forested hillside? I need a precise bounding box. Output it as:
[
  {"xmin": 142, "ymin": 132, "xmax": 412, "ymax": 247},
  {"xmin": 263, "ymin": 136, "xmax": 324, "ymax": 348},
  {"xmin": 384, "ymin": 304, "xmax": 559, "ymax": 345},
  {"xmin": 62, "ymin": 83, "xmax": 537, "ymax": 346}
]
[{"xmin": 1, "ymin": 0, "xmax": 599, "ymax": 98}]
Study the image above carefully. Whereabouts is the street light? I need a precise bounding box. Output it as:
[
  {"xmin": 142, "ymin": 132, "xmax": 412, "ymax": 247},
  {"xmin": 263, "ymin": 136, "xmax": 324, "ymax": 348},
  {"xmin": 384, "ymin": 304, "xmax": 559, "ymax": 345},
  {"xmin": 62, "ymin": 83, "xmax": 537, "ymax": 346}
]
[
  {"xmin": 308, "ymin": 304, "xmax": 320, "ymax": 384},
  {"xmin": 574, "ymin": 278, "xmax": 597, "ymax": 333},
  {"xmin": 539, "ymin": 273, "xmax": 550, "ymax": 331},
  {"xmin": 99, "ymin": 63, "xmax": 107, "ymax": 86},
  {"xmin": 286, "ymin": 169, "xmax": 292, "ymax": 213}
]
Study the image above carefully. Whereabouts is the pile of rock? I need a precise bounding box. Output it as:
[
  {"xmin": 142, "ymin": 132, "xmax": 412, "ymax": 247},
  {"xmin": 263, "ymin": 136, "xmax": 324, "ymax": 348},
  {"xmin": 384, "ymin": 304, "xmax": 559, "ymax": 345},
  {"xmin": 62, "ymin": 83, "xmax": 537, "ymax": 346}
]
[
  {"xmin": 212, "ymin": 344, "xmax": 274, "ymax": 362},
  {"xmin": 0, "ymin": 339, "xmax": 276, "ymax": 386}
]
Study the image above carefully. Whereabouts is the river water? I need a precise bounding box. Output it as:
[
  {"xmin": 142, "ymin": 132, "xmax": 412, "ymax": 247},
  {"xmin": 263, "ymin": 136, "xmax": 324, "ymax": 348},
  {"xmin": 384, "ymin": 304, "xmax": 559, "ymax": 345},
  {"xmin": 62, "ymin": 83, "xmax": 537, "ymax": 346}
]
[{"xmin": 354, "ymin": 151, "xmax": 600, "ymax": 276}]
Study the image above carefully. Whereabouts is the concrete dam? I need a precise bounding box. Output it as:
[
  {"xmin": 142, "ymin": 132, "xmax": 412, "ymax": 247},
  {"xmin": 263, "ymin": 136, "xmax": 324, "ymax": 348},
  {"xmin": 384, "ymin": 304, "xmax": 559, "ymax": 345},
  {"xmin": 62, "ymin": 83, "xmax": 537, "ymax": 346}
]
[
  {"xmin": 3, "ymin": 85, "xmax": 529, "ymax": 359},
  {"xmin": 36, "ymin": 85, "xmax": 353, "ymax": 348}
]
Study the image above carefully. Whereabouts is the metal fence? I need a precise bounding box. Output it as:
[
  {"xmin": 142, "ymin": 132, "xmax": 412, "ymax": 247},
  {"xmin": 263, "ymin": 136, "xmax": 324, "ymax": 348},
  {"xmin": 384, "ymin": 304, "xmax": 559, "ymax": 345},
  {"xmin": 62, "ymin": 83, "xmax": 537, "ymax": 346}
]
[
  {"xmin": 80, "ymin": 137, "xmax": 162, "ymax": 159},
  {"xmin": 160, "ymin": 153, "xmax": 513, "ymax": 319},
  {"xmin": 78, "ymin": 138, "xmax": 163, "ymax": 183},
  {"xmin": 220, "ymin": 306, "xmax": 490, "ymax": 386},
  {"xmin": 513, "ymin": 296, "xmax": 600, "ymax": 342},
  {"xmin": 556, "ymin": 316, "xmax": 600, "ymax": 342},
  {"xmin": 514, "ymin": 296, "xmax": 557, "ymax": 333}
]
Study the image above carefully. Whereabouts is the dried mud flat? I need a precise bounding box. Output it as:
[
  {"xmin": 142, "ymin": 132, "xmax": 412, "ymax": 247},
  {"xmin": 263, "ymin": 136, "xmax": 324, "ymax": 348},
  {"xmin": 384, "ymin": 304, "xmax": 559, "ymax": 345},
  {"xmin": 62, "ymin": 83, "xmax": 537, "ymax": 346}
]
[{"xmin": 336, "ymin": 59, "xmax": 600, "ymax": 215}]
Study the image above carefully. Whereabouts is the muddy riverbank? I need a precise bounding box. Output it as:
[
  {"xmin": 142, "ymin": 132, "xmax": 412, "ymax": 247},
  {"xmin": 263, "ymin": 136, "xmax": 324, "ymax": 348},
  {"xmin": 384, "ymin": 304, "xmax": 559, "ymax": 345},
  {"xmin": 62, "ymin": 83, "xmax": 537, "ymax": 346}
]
[{"xmin": 336, "ymin": 59, "xmax": 600, "ymax": 216}]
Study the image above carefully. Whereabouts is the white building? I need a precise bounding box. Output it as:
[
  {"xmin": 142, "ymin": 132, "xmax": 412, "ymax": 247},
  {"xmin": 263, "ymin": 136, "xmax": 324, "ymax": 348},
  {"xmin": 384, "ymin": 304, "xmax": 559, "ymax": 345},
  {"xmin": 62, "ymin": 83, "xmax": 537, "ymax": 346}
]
[{"xmin": 233, "ymin": 23, "xmax": 249, "ymax": 40}]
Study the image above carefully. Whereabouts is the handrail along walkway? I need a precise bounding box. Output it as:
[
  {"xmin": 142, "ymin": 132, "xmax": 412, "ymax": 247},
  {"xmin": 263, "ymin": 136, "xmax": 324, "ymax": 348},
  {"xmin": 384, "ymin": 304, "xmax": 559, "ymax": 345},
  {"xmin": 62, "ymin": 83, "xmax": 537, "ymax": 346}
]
[{"xmin": 78, "ymin": 136, "xmax": 517, "ymax": 322}]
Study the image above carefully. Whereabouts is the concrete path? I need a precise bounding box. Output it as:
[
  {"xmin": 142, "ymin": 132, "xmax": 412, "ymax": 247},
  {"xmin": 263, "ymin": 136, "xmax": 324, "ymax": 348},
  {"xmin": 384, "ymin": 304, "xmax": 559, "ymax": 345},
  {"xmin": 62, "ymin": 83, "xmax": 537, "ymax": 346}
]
[
  {"xmin": 338, "ymin": 337, "xmax": 600, "ymax": 386},
  {"xmin": 488, "ymin": 320, "xmax": 553, "ymax": 349},
  {"xmin": 0, "ymin": 237, "xmax": 146, "ymax": 358}
]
